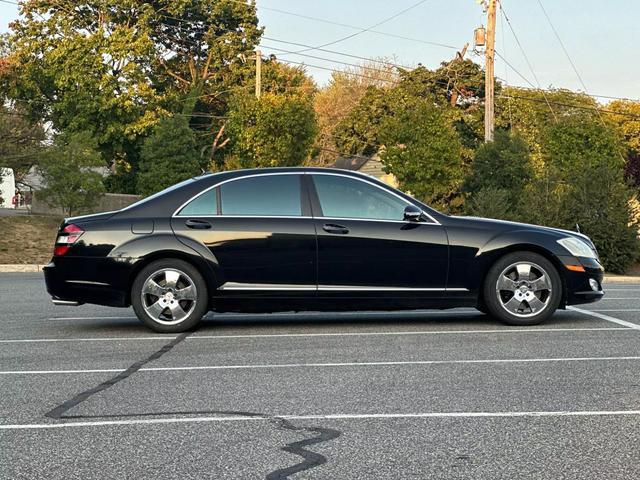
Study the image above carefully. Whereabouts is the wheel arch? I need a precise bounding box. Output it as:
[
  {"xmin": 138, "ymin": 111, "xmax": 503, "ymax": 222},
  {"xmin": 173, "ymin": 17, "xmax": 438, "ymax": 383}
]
[
  {"xmin": 126, "ymin": 250, "xmax": 218, "ymax": 307},
  {"xmin": 475, "ymin": 243, "xmax": 568, "ymax": 309}
]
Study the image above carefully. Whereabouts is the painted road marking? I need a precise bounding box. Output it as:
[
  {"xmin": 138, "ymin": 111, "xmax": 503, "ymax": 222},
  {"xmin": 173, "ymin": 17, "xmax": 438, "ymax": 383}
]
[
  {"xmin": 568, "ymin": 306, "xmax": 640, "ymax": 330},
  {"xmin": 0, "ymin": 327, "xmax": 629, "ymax": 344},
  {"xmin": 3, "ymin": 409, "xmax": 640, "ymax": 430},
  {"xmin": 3, "ymin": 355, "xmax": 640, "ymax": 375}
]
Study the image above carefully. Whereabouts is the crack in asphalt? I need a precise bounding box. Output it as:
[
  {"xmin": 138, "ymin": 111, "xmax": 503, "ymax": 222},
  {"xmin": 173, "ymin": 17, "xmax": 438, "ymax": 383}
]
[
  {"xmin": 45, "ymin": 332, "xmax": 192, "ymax": 419},
  {"xmin": 44, "ymin": 333, "xmax": 341, "ymax": 479}
]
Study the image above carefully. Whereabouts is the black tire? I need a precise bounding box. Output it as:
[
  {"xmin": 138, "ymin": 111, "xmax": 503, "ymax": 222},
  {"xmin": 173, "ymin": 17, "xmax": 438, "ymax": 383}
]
[
  {"xmin": 131, "ymin": 259, "xmax": 208, "ymax": 333},
  {"xmin": 483, "ymin": 251, "xmax": 562, "ymax": 326}
]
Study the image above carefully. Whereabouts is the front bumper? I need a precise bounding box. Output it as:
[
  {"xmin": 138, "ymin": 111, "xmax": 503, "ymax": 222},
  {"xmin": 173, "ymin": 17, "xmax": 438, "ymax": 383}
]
[{"xmin": 559, "ymin": 255, "xmax": 605, "ymax": 306}]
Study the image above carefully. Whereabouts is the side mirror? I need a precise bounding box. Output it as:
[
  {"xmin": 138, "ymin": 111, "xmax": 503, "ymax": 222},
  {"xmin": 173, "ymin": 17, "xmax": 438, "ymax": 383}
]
[{"xmin": 403, "ymin": 205, "xmax": 422, "ymax": 222}]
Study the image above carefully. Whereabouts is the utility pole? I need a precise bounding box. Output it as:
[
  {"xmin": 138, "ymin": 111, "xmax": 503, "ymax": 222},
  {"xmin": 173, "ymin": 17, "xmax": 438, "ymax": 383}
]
[
  {"xmin": 255, "ymin": 49, "xmax": 262, "ymax": 100},
  {"xmin": 484, "ymin": 0, "xmax": 497, "ymax": 142}
]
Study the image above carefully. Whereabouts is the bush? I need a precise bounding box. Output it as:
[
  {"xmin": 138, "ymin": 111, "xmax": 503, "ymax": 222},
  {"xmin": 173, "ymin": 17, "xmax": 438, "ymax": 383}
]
[
  {"xmin": 137, "ymin": 116, "xmax": 201, "ymax": 196},
  {"xmin": 464, "ymin": 130, "xmax": 532, "ymax": 201},
  {"xmin": 467, "ymin": 187, "xmax": 519, "ymax": 221}
]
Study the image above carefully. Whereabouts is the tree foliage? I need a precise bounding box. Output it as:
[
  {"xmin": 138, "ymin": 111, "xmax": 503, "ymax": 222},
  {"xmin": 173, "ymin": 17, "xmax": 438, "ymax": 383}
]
[
  {"xmin": 313, "ymin": 60, "xmax": 397, "ymax": 166},
  {"xmin": 526, "ymin": 116, "xmax": 638, "ymax": 273},
  {"xmin": 137, "ymin": 115, "xmax": 201, "ymax": 196},
  {"xmin": 464, "ymin": 130, "xmax": 532, "ymax": 220},
  {"xmin": 495, "ymin": 87, "xmax": 599, "ymax": 168},
  {"xmin": 37, "ymin": 132, "xmax": 105, "ymax": 216},
  {"xmin": 220, "ymin": 90, "xmax": 317, "ymax": 170},
  {"xmin": 605, "ymin": 100, "xmax": 640, "ymax": 188},
  {"xmin": 3, "ymin": 0, "xmax": 262, "ymax": 183},
  {"xmin": 0, "ymin": 103, "xmax": 46, "ymax": 182},
  {"xmin": 379, "ymin": 96, "xmax": 463, "ymax": 209}
]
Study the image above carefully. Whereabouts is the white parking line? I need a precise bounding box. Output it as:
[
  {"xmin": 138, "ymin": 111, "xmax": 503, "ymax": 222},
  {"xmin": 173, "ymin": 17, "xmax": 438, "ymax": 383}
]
[
  {"xmin": 0, "ymin": 327, "xmax": 629, "ymax": 344},
  {"xmin": 597, "ymin": 298, "xmax": 640, "ymax": 301},
  {"xmin": 568, "ymin": 306, "xmax": 640, "ymax": 330},
  {"xmin": 3, "ymin": 409, "xmax": 640, "ymax": 430},
  {"xmin": 3, "ymin": 355, "xmax": 640, "ymax": 375}
]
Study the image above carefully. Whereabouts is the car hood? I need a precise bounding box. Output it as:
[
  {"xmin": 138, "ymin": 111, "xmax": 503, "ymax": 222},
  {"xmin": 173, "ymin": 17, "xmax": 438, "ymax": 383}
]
[{"xmin": 452, "ymin": 216, "xmax": 596, "ymax": 248}]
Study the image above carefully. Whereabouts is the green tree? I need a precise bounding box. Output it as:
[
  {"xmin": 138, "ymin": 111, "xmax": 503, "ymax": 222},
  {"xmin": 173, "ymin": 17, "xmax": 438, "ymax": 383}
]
[
  {"xmin": 220, "ymin": 91, "xmax": 317, "ymax": 170},
  {"xmin": 3, "ymin": 0, "xmax": 262, "ymax": 189},
  {"xmin": 37, "ymin": 132, "xmax": 105, "ymax": 216},
  {"xmin": 527, "ymin": 116, "xmax": 638, "ymax": 273},
  {"xmin": 379, "ymin": 97, "xmax": 464, "ymax": 210},
  {"xmin": 0, "ymin": 103, "xmax": 45, "ymax": 183},
  {"xmin": 313, "ymin": 59, "xmax": 397, "ymax": 166},
  {"xmin": 605, "ymin": 100, "xmax": 640, "ymax": 188},
  {"xmin": 137, "ymin": 116, "xmax": 201, "ymax": 196},
  {"xmin": 464, "ymin": 130, "xmax": 532, "ymax": 219}
]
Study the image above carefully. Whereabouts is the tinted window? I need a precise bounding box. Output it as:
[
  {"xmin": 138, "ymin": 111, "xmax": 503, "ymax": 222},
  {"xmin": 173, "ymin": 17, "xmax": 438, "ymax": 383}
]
[
  {"xmin": 313, "ymin": 175, "xmax": 408, "ymax": 221},
  {"xmin": 220, "ymin": 175, "xmax": 302, "ymax": 216},
  {"xmin": 177, "ymin": 188, "xmax": 217, "ymax": 216}
]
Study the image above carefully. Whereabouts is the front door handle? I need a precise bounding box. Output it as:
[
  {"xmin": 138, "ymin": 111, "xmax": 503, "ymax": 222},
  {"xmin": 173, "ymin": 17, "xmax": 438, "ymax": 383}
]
[
  {"xmin": 185, "ymin": 219, "xmax": 212, "ymax": 230},
  {"xmin": 322, "ymin": 223, "xmax": 349, "ymax": 235}
]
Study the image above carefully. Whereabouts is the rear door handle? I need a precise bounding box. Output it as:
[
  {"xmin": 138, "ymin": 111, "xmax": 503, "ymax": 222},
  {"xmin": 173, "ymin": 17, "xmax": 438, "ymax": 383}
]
[
  {"xmin": 185, "ymin": 219, "xmax": 212, "ymax": 230},
  {"xmin": 322, "ymin": 223, "xmax": 349, "ymax": 235}
]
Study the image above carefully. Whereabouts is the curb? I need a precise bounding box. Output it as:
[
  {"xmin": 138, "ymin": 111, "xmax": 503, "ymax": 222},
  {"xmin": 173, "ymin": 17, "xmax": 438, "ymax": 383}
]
[
  {"xmin": 0, "ymin": 264, "xmax": 639, "ymax": 284},
  {"xmin": 0, "ymin": 265, "xmax": 48, "ymax": 273}
]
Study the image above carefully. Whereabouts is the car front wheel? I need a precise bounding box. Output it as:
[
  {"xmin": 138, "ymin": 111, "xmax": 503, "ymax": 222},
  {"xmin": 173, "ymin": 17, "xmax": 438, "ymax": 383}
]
[
  {"xmin": 483, "ymin": 252, "xmax": 562, "ymax": 326},
  {"xmin": 131, "ymin": 259, "xmax": 208, "ymax": 333}
]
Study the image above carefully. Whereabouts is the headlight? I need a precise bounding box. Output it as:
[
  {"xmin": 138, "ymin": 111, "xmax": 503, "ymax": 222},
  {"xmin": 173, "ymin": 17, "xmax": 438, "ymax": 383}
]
[{"xmin": 557, "ymin": 237, "xmax": 596, "ymax": 258}]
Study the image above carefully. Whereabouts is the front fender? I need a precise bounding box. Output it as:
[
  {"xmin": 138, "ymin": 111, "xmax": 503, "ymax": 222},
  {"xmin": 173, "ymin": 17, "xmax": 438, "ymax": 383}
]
[{"xmin": 466, "ymin": 229, "xmax": 570, "ymax": 292}]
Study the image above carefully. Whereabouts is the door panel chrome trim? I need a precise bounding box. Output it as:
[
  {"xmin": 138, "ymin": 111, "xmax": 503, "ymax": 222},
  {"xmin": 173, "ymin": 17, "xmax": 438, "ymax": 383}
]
[
  {"xmin": 219, "ymin": 283, "xmax": 315, "ymax": 291},
  {"xmin": 218, "ymin": 282, "xmax": 469, "ymax": 292}
]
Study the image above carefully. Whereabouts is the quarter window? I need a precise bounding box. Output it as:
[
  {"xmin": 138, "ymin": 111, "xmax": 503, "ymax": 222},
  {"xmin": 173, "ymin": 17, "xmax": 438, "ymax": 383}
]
[
  {"xmin": 312, "ymin": 175, "xmax": 409, "ymax": 221},
  {"xmin": 220, "ymin": 175, "xmax": 302, "ymax": 216},
  {"xmin": 177, "ymin": 188, "xmax": 217, "ymax": 216}
]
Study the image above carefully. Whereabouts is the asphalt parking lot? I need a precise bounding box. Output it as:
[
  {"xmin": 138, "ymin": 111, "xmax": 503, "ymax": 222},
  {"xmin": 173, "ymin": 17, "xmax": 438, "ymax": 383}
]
[{"xmin": 1, "ymin": 273, "xmax": 639, "ymax": 479}]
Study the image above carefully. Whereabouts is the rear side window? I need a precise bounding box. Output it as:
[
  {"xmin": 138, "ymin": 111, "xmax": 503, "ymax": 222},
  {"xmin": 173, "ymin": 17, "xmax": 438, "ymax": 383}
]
[
  {"xmin": 220, "ymin": 175, "xmax": 302, "ymax": 216},
  {"xmin": 177, "ymin": 188, "xmax": 218, "ymax": 216}
]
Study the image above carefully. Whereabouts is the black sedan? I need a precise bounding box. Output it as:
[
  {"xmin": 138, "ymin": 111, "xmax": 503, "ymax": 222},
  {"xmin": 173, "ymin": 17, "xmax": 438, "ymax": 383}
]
[{"xmin": 44, "ymin": 167, "xmax": 604, "ymax": 332}]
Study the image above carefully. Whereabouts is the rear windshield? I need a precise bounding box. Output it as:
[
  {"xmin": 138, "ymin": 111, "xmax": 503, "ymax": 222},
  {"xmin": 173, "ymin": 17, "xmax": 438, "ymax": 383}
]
[{"xmin": 121, "ymin": 177, "xmax": 200, "ymax": 211}]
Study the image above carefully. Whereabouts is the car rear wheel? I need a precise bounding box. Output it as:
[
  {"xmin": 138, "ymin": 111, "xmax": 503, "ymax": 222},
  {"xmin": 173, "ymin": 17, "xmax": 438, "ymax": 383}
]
[
  {"xmin": 483, "ymin": 252, "xmax": 562, "ymax": 326},
  {"xmin": 131, "ymin": 259, "xmax": 208, "ymax": 333}
]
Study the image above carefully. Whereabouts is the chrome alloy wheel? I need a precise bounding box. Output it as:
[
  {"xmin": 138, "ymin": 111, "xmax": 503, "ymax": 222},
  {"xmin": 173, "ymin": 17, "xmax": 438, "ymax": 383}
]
[
  {"xmin": 495, "ymin": 262, "xmax": 553, "ymax": 318},
  {"xmin": 141, "ymin": 268, "xmax": 198, "ymax": 325}
]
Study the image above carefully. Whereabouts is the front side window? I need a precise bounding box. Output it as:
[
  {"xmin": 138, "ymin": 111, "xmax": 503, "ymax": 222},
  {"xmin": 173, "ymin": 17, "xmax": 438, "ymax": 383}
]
[
  {"xmin": 220, "ymin": 175, "xmax": 302, "ymax": 216},
  {"xmin": 313, "ymin": 175, "xmax": 409, "ymax": 221},
  {"xmin": 177, "ymin": 188, "xmax": 217, "ymax": 216}
]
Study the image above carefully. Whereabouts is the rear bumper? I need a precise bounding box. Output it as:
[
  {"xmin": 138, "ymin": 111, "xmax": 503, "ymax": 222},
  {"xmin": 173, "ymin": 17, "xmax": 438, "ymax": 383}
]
[{"xmin": 43, "ymin": 258, "xmax": 132, "ymax": 308}]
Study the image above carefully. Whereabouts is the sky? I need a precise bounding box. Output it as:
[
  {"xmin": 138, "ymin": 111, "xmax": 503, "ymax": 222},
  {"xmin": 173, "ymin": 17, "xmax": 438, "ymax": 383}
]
[{"xmin": 1, "ymin": 0, "xmax": 639, "ymax": 102}]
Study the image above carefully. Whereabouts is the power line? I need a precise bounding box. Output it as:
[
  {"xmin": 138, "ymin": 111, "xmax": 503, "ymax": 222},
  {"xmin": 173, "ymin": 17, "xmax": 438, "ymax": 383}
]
[
  {"xmin": 262, "ymin": 36, "xmax": 414, "ymax": 70},
  {"xmin": 261, "ymin": 45, "xmax": 401, "ymax": 79},
  {"xmin": 498, "ymin": 1, "xmax": 557, "ymax": 121},
  {"xmin": 276, "ymin": 0, "xmax": 431, "ymax": 56}
]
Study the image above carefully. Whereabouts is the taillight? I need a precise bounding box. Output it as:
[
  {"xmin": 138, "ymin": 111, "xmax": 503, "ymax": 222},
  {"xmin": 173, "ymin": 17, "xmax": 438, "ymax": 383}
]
[{"xmin": 54, "ymin": 224, "xmax": 84, "ymax": 256}]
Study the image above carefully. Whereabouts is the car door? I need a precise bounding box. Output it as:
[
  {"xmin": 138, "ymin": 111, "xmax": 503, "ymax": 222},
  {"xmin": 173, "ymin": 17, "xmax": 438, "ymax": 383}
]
[
  {"xmin": 171, "ymin": 173, "xmax": 317, "ymax": 295},
  {"xmin": 309, "ymin": 173, "xmax": 449, "ymax": 296}
]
